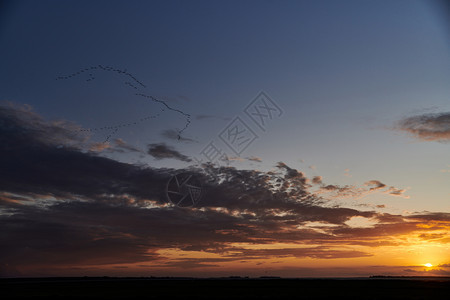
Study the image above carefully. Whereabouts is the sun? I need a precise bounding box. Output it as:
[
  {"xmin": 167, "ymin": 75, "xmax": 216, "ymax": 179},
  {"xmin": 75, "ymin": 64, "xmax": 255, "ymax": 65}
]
[{"xmin": 424, "ymin": 263, "xmax": 433, "ymax": 268}]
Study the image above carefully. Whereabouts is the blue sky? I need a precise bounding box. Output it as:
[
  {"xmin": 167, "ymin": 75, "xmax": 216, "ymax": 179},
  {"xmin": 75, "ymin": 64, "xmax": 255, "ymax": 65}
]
[
  {"xmin": 3, "ymin": 0, "xmax": 448, "ymax": 206},
  {"xmin": 1, "ymin": 0, "xmax": 449, "ymax": 277}
]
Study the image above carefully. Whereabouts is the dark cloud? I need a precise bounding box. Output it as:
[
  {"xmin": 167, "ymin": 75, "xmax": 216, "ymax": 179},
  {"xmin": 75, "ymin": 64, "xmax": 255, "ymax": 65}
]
[
  {"xmin": 396, "ymin": 112, "xmax": 450, "ymax": 142},
  {"xmin": 0, "ymin": 102, "xmax": 86, "ymax": 147},
  {"xmin": 160, "ymin": 129, "xmax": 197, "ymax": 143},
  {"xmin": 276, "ymin": 162, "xmax": 307, "ymax": 183},
  {"xmin": 147, "ymin": 143, "xmax": 192, "ymax": 162},
  {"xmin": 0, "ymin": 103, "xmax": 448, "ymax": 276},
  {"xmin": 0, "ymin": 198, "xmax": 376, "ymax": 272},
  {"xmin": 0, "ymin": 103, "xmax": 170, "ymax": 202},
  {"xmin": 406, "ymin": 212, "xmax": 450, "ymax": 222}
]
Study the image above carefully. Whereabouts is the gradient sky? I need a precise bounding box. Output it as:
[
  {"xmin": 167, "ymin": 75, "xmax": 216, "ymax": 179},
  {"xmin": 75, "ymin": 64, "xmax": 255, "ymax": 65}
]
[{"xmin": 1, "ymin": 0, "xmax": 450, "ymax": 277}]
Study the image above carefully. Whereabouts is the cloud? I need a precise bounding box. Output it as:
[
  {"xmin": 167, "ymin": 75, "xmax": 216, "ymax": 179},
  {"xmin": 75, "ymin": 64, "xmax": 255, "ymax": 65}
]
[
  {"xmin": 0, "ymin": 103, "xmax": 170, "ymax": 202},
  {"xmin": 440, "ymin": 165, "xmax": 450, "ymax": 173},
  {"xmin": 161, "ymin": 129, "xmax": 197, "ymax": 143},
  {"xmin": 221, "ymin": 156, "xmax": 244, "ymax": 162},
  {"xmin": 385, "ymin": 186, "xmax": 409, "ymax": 198},
  {"xmin": 0, "ymin": 103, "xmax": 447, "ymax": 276},
  {"xmin": 344, "ymin": 169, "xmax": 351, "ymax": 177},
  {"xmin": 396, "ymin": 112, "xmax": 450, "ymax": 142},
  {"xmin": 275, "ymin": 162, "xmax": 307, "ymax": 182},
  {"xmin": 0, "ymin": 101, "xmax": 86, "ymax": 147},
  {"xmin": 113, "ymin": 138, "xmax": 142, "ymax": 152},
  {"xmin": 312, "ymin": 176, "xmax": 323, "ymax": 185},
  {"xmin": 0, "ymin": 202, "xmax": 165, "ymax": 270},
  {"xmin": 0, "ymin": 198, "xmax": 378, "ymax": 273},
  {"xmin": 247, "ymin": 156, "xmax": 262, "ymax": 162},
  {"xmin": 147, "ymin": 143, "xmax": 192, "ymax": 162},
  {"xmin": 418, "ymin": 233, "xmax": 446, "ymax": 240},
  {"xmin": 365, "ymin": 180, "xmax": 387, "ymax": 191},
  {"xmin": 91, "ymin": 138, "xmax": 144, "ymax": 154},
  {"xmin": 365, "ymin": 181, "xmax": 409, "ymax": 199},
  {"xmin": 89, "ymin": 142, "xmax": 111, "ymax": 152},
  {"xmin": 406, "ymin": 212, "xmax": 450, "ymax": 222},
  {"xmin": 311, "ymin": 175, "xmax": 407, "ymax": 200},
  {"xmin": 317, "ymin": 184, "xmax": 363, "ymax": 198}
]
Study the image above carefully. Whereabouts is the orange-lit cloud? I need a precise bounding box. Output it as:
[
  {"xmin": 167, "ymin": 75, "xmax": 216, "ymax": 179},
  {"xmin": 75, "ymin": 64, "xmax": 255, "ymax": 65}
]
[{"xmin": 0, "ymin": 103, "xmax": 448, "ymax": 278}]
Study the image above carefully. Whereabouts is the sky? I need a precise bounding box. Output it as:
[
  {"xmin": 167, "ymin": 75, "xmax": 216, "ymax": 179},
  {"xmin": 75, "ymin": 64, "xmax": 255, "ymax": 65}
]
[{"xmin": 0, "ymin": 0, "xmax": 449, "ymax": 277}]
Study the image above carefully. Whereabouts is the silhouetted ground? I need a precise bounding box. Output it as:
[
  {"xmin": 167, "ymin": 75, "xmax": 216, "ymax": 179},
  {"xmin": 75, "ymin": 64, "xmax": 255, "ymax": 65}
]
[{"xmin": 2, "ymin": 277, "xmax": 450, "ymax": 299}]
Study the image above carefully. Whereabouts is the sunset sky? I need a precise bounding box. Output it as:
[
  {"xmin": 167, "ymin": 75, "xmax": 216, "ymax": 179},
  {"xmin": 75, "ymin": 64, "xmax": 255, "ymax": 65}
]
[{"xmin": 1, "ymin": 0, "xmax": 450, "ymax": 277}]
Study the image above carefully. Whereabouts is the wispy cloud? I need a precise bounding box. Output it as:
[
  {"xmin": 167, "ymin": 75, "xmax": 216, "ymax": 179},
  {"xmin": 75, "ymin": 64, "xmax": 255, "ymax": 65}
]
[
  {"xmin": 396, "ymin": 112, "xmax": 450, "ymax": 142},
  {"xmin": 115, "ymin": 138, "xmax": 141, "ymax": 152},
  {"xmin": 247, "ymin": 156, "xmax": 262, "ymax": 162},
  {"xmin": 365, "ymin": 180, "xmax": 387, "ymax": 191},
  {"xmin": 148, "ymin": 143, "xmax": 192, "ymax": 162}
]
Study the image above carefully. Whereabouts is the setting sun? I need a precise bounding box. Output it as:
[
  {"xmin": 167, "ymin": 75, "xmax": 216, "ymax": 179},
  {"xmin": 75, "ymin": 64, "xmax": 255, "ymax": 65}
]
[{"xmin": 424, "ymin": 263, "xmax": 433, "ymax": 268}]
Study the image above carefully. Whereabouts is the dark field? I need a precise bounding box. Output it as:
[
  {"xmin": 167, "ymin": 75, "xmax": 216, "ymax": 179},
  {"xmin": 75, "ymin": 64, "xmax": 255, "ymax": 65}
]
[{"xmin": 2, "ymin": 277, "xmax": 450, "ymax": 299}]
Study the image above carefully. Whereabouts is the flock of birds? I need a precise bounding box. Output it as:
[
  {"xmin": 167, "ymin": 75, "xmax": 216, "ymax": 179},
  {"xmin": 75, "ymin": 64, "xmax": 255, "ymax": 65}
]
[
  {"xmin": 56, "ymin": 65, "xmax": 190, "ymax": 142},
  {"xmin": 56, "ymin": 64, "xmax": 146, "ymax": 87}
]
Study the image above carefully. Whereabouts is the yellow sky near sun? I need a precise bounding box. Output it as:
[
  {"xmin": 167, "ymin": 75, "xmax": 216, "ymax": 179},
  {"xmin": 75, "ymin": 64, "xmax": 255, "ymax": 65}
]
[{"xmin": 153, "ymin": 236, "xmax": 450, "ymax": 270}]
